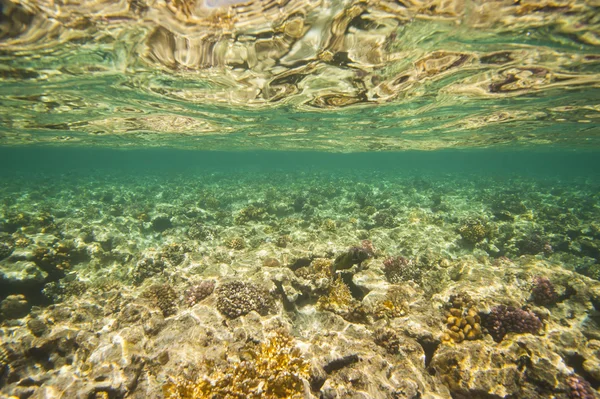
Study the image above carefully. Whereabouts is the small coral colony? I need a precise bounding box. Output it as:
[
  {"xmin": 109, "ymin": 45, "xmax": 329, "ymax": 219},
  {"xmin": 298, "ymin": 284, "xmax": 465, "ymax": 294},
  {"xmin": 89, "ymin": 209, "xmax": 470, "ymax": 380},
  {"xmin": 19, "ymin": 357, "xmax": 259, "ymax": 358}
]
[{"xmin": 1, "ymin": 171, "xmax": 599, "ymax": 398}]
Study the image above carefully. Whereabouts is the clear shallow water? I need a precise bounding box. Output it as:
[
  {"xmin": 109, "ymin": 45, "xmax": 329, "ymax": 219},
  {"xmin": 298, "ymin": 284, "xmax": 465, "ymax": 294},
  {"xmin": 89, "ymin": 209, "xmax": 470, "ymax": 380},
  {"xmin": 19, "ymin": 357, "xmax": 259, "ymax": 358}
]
[
  {"xmin": 2, "ymin": 1, "xmax": 600, "ymax": 398},
  {"xmin": 1, "ymin": 148, "xmax": 600, "ymax": 398}
]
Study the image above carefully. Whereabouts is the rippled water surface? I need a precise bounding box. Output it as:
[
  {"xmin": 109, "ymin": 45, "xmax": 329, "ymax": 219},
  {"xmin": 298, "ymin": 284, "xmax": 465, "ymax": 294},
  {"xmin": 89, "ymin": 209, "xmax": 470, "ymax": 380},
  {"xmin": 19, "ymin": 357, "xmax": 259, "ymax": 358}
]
[{"xmin": 1, "ymin": 0, "xmax": 599, "ymax": 150}]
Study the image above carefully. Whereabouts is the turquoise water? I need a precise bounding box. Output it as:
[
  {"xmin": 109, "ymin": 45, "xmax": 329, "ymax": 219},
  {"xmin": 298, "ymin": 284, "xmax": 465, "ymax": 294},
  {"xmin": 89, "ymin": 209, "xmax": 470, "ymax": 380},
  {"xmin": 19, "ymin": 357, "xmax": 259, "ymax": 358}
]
[
  {"xmin": 2, "ymin": 147, "xmax": 600, "ymax": 398},
  {"xmin": 1, "ymin": 147, "xmax": 600, "ymax": 175}
]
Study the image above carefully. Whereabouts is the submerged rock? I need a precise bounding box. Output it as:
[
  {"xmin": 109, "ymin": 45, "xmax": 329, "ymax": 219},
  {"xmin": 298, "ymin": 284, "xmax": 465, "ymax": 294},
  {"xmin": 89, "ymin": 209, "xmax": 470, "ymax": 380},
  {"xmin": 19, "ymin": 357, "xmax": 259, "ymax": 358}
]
[
  {"xmin": 0, "ymin": 294, "xmax": 30, "ymax": 319},
  {"xmin": 0, "ymin": 260, "xmax": 48, "ymax": 287}
]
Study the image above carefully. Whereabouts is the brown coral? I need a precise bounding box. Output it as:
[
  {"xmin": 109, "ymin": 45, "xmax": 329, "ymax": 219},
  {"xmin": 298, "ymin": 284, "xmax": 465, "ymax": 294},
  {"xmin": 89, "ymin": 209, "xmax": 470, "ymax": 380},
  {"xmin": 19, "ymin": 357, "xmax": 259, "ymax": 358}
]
[
  {"xmin": 144, "ymin": 284, "xmax": 178, "ymax": 317},
  {"xmin": 458, "ymin": 219, "xmax": 489, "ymax": 244},
  {"xmin": 184, "ymin": 280, "xmax": 215, "ymax": 307},
  {"xmin": 215, "ymin": 281, "xmax": 271, "ymax": 319}
]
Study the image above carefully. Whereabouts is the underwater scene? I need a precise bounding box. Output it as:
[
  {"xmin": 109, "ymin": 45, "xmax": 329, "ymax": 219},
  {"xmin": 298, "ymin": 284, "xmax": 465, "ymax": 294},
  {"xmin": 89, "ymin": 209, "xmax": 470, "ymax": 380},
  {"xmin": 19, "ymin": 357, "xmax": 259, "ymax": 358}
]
[{"xmin": 1, "ymin": 1, "xmax": 600, "ymax": 399}]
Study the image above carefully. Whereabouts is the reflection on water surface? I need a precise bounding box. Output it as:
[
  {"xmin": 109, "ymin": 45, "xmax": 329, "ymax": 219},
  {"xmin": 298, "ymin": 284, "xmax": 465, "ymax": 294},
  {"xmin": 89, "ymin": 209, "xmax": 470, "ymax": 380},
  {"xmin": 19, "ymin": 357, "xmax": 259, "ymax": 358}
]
[{"xmin": 0, "ymin": 0, "xmax": 599, "ymax": 150}]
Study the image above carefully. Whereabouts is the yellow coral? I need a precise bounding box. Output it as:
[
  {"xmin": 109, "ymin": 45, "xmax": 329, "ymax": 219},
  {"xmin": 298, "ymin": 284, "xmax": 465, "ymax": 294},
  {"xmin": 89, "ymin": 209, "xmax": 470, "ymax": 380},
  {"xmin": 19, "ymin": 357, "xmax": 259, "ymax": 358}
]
[
  {"xmin": 226, "ymin": 237, "xmax": 245, "ymax": 250},
  {"xmin": 316, "ymin": 277, "xmax": 355, "ymax": 314},
  {"xmin": 163, "ymin": 331, "xmax": 309, "ymax": 399},
  {"xmin": 321, "ymin": 219, "xmax": 336, "ymax": 232},
  {"xmin": 441, "ymin": 293, "xmax": 483, "ymax": 344},
  {"xmin": 374, "ymin": 287, "xmax": 409, "ymax": 319},
  {"xmin": 311, "ymin": 258, "xmax": 333, "ymax": 278}
]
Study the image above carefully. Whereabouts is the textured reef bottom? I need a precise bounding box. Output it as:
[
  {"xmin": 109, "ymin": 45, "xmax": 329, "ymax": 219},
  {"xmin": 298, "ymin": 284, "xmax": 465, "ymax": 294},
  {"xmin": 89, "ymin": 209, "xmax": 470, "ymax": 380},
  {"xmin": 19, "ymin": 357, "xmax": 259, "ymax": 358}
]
[{"xmin": 1, "ymin": 168, "xmax": 600, "ymax": 399}]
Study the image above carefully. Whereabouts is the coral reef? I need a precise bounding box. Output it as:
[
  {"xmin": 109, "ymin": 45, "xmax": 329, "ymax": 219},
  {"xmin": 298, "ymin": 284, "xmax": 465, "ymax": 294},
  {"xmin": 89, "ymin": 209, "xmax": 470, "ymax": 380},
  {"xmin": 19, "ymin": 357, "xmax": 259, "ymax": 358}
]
[
  {"xmin": 458, "ymin": 219, "xmax": 489, "ymax": 244},
  {"xmin": 441, "ymin": 293, "xmax": 483, "ymax": 343},
  {"xmin": 163, "ymin": 330, "xmax": 309, "ymax": 399},
  {"xmin": 131, "ymin": 257, "xmax": 166, "ymax": 284},
  {"xmin": 33, "ymin": 243, "xmax": 72, "ymax": 275},
  {"xmin": 374, "ymin": 327, "xmax": 402, "ymax": 354},
  {"xmin": 0, "ymin": 242, "xmax": 13, "ymax": 260},
  {"xmin": 275, "ymin": 234, "xmax": 291, "ymax": 248},
  {"xmin": 317, "ymin": 277, "xmax": 353, "ymax": 312},
  {"xmin": 484, "ymin": 305, "xmax": 543, "ymax": 342},
  {"xmin": 184, "ymin": 280, "xmax": 215, "ymax": 307},
  {"xmin": 234, "ymin": 204, "xmax": 267, "ymax": 224},
  {"xmin": 566, "ymin": 375, "xmax": 596, "ymax": 399},
  {"xmin": 373, "ymin": 286, "xmax": 409, "ymax": 319},
  {"xmin": 0, "ymin": 294, "xmax": 29, "ymax": 319},
  {"xmin": 518, "ymin": 233, "xmax": 553, "ymax": 256},
  {"xmin": 187, "ymin": 223, "xmax": 216, "ymax": 240},
  {"xmin": 215, "ymin": 281, "xmax": 271, "ymax": 318},
  {"xmin": 531, "ymin": 276, "xmax": 559, "ymax": 306},
  {"xmin": 383, "ymin": 256, "xmax": 419, "ymax": 284},
  {"xmin": 322, "ymin": 219, "xmax": 337, "ymax": 232},
  {"xmin": 225, "ymin": 237, "xmax": 245, "ymax": 250},
  {"xmin": 144, "ymin": 283, "xmax": 178, "ymax": 317},
  {"xmin": 161, "ymin": 243, "xmax": 187, "ymax": 266},
  {"xmin": 1, "ymin": 168, "xmax": 600, "ymax": 398}
]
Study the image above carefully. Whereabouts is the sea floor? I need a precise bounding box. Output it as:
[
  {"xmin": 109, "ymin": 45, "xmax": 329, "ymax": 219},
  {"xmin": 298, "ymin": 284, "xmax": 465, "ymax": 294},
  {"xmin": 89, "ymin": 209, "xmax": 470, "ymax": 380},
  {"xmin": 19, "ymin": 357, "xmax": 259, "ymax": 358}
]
[{"xmin": 1, "ymin": 168, "xmax": 600, "ymax": 398}]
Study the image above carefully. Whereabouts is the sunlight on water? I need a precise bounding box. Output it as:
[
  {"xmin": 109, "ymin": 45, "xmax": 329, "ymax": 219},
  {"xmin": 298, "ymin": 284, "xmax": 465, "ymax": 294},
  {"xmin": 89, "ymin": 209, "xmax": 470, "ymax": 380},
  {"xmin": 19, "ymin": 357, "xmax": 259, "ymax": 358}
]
[{"xmin": 0, "ymin": 0, "xmax": 598, "ymax": 150}]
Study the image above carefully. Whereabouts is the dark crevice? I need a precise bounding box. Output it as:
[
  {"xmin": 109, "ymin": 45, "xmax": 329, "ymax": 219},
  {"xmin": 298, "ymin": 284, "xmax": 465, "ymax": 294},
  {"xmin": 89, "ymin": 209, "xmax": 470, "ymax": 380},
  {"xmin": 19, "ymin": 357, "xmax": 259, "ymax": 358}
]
[
  {"xmin": 418, "ymin": 337, "xmax": 440, "ymax": 369},
  {"xmin": 340, "ymin": 272, "xmax": 366, "ymax": 301},
  {"xmin": 564, "ymin": 353, "xmax": 600, "ymax": 389},
  {"xmin": 273, "ymin": 280, "xmax": 296, "ymax": 312},
  {"xmin": 323, "ymin": 354, "xmax": 359, "ymax": 374},
  {"xmin": 288, "ymin": 256, "xmax": 312, "ymax": 271}
]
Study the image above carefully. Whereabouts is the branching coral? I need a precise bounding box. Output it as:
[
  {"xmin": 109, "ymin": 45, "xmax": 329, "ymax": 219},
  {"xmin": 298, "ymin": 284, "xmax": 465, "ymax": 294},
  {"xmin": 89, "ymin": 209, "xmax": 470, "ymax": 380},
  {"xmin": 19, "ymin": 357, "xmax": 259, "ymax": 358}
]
[
  {"xmin": 484, "ymin": 305, "xmax": 543, "ymax": 342},
  {"xmin": 321, "ymin": 219, "xmax": 337, "ymax": 232},
  {"xmin": 225, "ymin": 237, "xmax": 245, "ymax": 250},
  {"xmin": 316, "ymin": 277, "xmax": 356, "ymax": 314},
  {"xmin": 530, "ymin": 276, "xmax": 558, "ymax": 306},
  {"xmin": 163, "ymin": 331, "xmax": 310, "ymax": 399},
  {"xmin": 374, "ymin": 327, "xmax": 402, "ymax": 354},
  {"xmin": 185, "ymin": 280, "xmax": 215, "ymax": 307},
  {"xmin": 383, "ymin": 256, "xmax": 418, "ymax": 284},
  {"xmin": 294, "ymin": 258, "xmax": 333, "ymax": 282},
  {"xmin": 373, "ymin": 286, "xmax": 409, "ymax": 319},
  {"xmin": 458, "ymin": 219, "xmax": 489, "ymax": 244}
]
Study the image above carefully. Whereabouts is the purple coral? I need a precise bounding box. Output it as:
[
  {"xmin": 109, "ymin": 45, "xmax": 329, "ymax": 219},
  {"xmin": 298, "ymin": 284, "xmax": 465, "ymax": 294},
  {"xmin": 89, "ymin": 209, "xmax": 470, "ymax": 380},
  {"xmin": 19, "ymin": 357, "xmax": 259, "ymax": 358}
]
[
  {"xmin": 484, "ymin": 305, "xmax": 543, "ymax": 342},
  {"xmin": 567, "ymin": 375, "xmax": 595, "ymax": 399},
  {"xmin": 185, "ymin": 280, "xmax": 215, "ymax": 307},
  {"xmin": 531, "ymin": 276, "xmax": 558, "ymax": 306}
]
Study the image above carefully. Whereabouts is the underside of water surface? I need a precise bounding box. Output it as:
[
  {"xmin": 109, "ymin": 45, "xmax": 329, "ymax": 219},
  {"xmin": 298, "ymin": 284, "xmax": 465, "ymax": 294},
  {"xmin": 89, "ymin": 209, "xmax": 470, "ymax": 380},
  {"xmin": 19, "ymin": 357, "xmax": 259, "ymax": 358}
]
[
  {"xmin": 2, "ymin": 1, "xmax": 600, "ymax": 399},
  {"xmin": 0, "ymin": 0, "xmax": 599, "ymax": 150}
]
